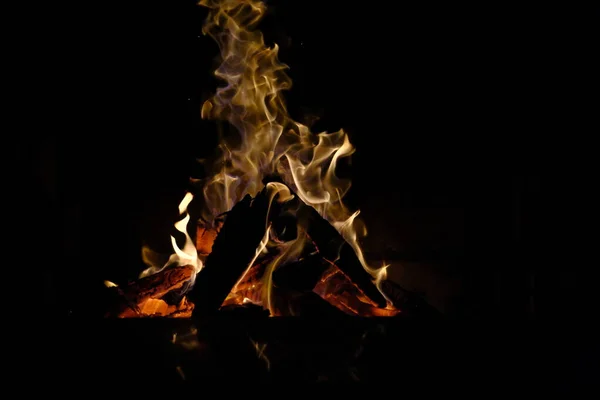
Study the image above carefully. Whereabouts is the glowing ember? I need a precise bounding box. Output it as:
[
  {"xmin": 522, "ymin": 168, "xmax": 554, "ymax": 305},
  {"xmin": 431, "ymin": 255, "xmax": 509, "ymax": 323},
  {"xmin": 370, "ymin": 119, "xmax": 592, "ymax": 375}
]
[{"xmin": 107, "ymin": 0, "xmax": 398, "ymax": 318}]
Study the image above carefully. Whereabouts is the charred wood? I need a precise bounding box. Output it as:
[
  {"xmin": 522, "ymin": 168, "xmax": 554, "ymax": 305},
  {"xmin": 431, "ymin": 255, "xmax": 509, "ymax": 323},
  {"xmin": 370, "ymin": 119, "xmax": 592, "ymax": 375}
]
[
  {"xmin": 220, "ymin": 253, "xmax": 276, "ymax": 307},
  {"xmin": 263, "ymin": 176, "xmax": 386, "ymax": 307},
  {"xmin": 104, "ymin": 264, "xmax": 195, "ymax": 318},
  {"xmin": 272, "ymin": 251, "xmax": 329, "ymax": 292},
  {"xmin": 298, "ymin": 205, "xmax": 385, "ymax": 307},
  {"xmin": 196, "ymin": 218, "xmax": 223, "ymax": 255},
  {"xmin": 189, "ymin": 190, "xmax": 273, "ymax": 317},
  {"xmin": 117, "ymin": 296, "xmax": 194, "ymax": 318},
  {"xmin": 121, "ymin": 264, "xmax": 194, "ymax": 305}
]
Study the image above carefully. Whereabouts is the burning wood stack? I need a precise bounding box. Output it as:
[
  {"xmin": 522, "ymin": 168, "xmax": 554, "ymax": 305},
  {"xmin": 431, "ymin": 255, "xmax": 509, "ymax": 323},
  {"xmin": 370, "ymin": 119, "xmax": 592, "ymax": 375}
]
[
  {"xmin": 104, "ymin": 182, "xmax": 407, "ymax": 318},
  {"xmin": 103, "ymin": 0, "xmax": 439, "ymax": 320}
]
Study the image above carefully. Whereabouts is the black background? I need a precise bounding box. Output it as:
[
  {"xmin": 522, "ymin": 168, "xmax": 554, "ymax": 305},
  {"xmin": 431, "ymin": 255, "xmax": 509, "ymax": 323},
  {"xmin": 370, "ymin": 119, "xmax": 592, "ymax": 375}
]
[{"xmin": 19, "ymin": 0, "xmax": 596, "ymax": 320}]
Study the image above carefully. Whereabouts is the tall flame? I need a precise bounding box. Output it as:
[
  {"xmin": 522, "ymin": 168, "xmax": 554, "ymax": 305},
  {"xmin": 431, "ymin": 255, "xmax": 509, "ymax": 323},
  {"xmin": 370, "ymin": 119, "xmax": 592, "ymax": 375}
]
[
  {"xmin": 196, "ymin": 0, "xmax": 388, "ymax": 301},
  {"xmin": 140, "ymin": 192, "xmax": 202, "ymax": 279}
]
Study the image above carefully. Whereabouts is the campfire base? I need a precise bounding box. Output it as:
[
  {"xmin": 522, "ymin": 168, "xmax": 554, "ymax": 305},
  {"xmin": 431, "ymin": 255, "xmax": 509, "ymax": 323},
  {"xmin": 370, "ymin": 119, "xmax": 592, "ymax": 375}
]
[{"xmin": 38, "ymin": 317, "xmax": 592, "ymax": 392}]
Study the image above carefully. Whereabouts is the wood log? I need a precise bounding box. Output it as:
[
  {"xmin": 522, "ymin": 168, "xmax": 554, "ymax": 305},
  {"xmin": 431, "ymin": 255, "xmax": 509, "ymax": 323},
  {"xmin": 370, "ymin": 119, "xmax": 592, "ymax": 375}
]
[
  {"xmin": 196, "ymin": 219, "xmax": 223, "ymax": 255},
  {"xmin": 263, "ymin": 176, "xmax": 386, "ymax": 307},
  {"xmin": 189, "ymin": 190, "xmax": 273, "ymax": 317},
  {"xmin": 298, "ymin": 205, "xmax": 386, "ymax": 307},
  {"xmin": 220, "ymin": 253, "xmax": 276, "ymax": 307},
  {"xmin": 117, "ymin": 296, "xmax": 194, "ymax": 318},
  {"xmin": 313, "ymin": 264, "xmax": 400, "ymax": 316},
  {"xmin": 272, "ymin": 251, "xmax": 329, "ymax": 292},
  {"xmin": 120, "ymin": 264, "xmax": 195, "ymax": 305},
  {"xmin": 232, "ymin": 254, "xmax": 273, "ymax": 289},
  {"xmin": 104, "ymin": 265, "xmax": 195, "ymax": 318}
]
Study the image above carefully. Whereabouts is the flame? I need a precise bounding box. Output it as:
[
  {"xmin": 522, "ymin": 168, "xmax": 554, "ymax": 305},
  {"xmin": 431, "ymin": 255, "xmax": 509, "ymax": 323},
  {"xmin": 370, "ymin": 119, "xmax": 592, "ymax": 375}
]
[
  {"xmin": 196, "ymin": 0, "xmax": 390, "ymax": 306},
  {"xmin": 140, "ymin": 192, "xmax": 203, "ymax": 279},
  {"xmin": 261, "ymin": 233, "xmax": 306, "ymax": 315}
]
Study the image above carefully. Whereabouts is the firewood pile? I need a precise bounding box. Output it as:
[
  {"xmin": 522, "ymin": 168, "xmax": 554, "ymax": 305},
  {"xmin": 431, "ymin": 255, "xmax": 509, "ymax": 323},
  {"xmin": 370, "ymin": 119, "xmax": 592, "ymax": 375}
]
[{"xmin": 104, "ymin": 183, "xmax": 436, "ymax": 319}]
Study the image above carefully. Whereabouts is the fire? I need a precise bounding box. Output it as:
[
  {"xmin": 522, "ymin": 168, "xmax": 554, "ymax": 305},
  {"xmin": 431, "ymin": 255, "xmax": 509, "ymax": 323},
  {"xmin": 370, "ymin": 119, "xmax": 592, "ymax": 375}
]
[
  {"xmin": 106, "ymin": 0, "xmax": 399, "ymax": 318},
  {"xmin": 140, "ymin": 192, "xmax": 203, "ymax": 279},
  {"xmin": 197, "ymin": 0, "xmax": 357, "ymax": 229}
]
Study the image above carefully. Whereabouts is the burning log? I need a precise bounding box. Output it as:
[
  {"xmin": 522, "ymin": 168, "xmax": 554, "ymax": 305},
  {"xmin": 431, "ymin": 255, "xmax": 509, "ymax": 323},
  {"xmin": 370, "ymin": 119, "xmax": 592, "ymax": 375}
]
[
  {"xmin": 196, "ymin": 218, "xmax": 223, "ymax": 255},
  {"xmin": 297, "ymin": 204, "xmax": 386, "ymax": 308},
  {"xmin": 314, "ymin": 265, "xmax": 400, "ymax": 317},
  {"xmin": 263, "ymin": 176, "xmax": 387, "ymax": 308},
  {"xmin": 189, "ymin": 191, "xmax": 272, "ymax": 317},
  {"xmin": 118, "ymin": 296, "xmax": 194, "ymax": 318},
  {"xmin": 220, "ymin": 254, "xmax": 275, "ymax": 307},
  {"xmin": 120, "ymin": 264, "xmax": 194, "ymax": 304},
  {"xmin": 105, "ymin": 264, "xmax": 195, "ymax": 318}
]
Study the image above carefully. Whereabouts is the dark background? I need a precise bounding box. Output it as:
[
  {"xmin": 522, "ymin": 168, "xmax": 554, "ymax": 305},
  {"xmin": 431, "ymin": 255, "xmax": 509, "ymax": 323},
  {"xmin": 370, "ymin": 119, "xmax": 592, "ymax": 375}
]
[{"xmin": 19, "ymin": 1, "xmax": 595, "ymax": 320}]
